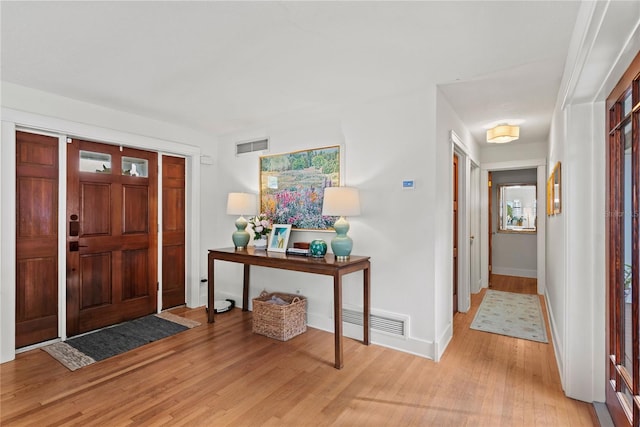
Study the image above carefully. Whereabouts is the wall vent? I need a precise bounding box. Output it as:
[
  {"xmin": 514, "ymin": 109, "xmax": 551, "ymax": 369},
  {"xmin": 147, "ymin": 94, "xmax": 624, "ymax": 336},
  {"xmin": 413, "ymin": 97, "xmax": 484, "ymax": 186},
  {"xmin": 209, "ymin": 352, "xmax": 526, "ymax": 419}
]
[
  {"xmin": 342, "ymin": 308, "xmax": 407, "ymax": 337},
  {"xmin": 236, "ymin": 138, "xmax": 269, "ymax": 155}
]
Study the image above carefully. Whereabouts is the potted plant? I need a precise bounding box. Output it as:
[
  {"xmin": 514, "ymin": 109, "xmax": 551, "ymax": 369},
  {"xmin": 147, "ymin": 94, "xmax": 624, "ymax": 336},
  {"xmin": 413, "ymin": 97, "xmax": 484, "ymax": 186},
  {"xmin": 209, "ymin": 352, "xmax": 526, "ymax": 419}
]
[{"xmin": 249, "ymin": 213, "xmax": 272, "ymax": 249}]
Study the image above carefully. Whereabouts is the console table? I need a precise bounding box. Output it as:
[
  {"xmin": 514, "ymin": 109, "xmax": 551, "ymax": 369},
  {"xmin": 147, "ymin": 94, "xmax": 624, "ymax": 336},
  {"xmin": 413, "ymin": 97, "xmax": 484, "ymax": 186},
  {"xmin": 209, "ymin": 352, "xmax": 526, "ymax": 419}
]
[{"xmin": 207, "ymin": 247, "xmax": 371, "ymax": 369}]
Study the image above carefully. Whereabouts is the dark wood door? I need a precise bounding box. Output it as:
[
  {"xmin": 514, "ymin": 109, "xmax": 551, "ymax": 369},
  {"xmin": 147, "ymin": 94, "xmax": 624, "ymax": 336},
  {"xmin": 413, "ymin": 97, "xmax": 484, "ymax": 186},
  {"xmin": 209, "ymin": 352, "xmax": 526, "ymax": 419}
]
[
  {"xmin": 162, "ymin": 155, "xmax": 185, "ymax": 309},
  {"xmin": 453, "ymin": 153, "xmax": 459, "ymax": 313},
  {"xmin": 606, "ymin": 51, "xmax": 639, "ymax": 427},
  {"xmin": 15, "ymin": 131, "xmax": 59, "ymax": 348},
  {"xmin": 66, "ymin": 139, "xmax": 158, "ymax": 336}
]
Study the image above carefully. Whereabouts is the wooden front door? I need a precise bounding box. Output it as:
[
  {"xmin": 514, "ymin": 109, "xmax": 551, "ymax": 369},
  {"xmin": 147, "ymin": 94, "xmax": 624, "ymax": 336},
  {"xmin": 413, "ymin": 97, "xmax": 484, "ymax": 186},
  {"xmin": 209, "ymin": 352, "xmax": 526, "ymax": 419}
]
[
  {"xmin": 15, "ymin": 131, "xmax": 59, "ymax": 348},
  {"xmin": 162, "ymin": 155, "xmax": 186, "ymax": 309},
  {"xmin": 606, "ymin": 51, "xmax": 640, "ymax": 427},
  {"xmin": 66, "ymin": 139, "xmax": 158, "ymax": 336},
  {"xmin": 453, "ymin": 153, "xmax": 459, "ymax": 313}
]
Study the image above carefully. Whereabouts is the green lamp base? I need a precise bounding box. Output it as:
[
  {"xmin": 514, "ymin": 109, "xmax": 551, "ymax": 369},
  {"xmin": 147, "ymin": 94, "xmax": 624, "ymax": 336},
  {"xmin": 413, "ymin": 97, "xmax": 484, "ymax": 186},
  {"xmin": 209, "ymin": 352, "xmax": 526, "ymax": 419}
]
[
  {"xmin": 331, "ymin": 216, "xmax": 353, "ymax": 260},
  {"xmin": 232, "ymin": 216, "xmax": 250, "ymax": 249}
]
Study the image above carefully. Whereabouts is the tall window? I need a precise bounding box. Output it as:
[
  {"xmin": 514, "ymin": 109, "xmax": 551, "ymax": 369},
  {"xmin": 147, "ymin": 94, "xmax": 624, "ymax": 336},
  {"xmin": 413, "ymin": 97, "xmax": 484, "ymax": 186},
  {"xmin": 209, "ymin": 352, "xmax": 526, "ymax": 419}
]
[{"xmin": 606, "ymin": 52, "xmax": 639, "ymax": 427}]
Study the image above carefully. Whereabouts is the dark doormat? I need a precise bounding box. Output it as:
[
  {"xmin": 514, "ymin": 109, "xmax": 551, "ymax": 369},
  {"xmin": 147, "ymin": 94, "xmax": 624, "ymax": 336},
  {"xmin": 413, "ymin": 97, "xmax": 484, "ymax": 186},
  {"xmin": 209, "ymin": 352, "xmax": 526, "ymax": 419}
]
[{"xmin": 42, "ymin": 312, "xmax": 200, "ymax": 371}]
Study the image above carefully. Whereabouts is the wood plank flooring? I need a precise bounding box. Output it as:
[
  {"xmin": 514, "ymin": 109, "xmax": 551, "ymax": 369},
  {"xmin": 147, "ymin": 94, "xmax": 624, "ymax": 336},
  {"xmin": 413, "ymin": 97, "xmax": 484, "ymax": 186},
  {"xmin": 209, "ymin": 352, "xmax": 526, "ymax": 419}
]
[{"xmin": 1, "ymin": 275, "xmax": 599, "ymax": 426}]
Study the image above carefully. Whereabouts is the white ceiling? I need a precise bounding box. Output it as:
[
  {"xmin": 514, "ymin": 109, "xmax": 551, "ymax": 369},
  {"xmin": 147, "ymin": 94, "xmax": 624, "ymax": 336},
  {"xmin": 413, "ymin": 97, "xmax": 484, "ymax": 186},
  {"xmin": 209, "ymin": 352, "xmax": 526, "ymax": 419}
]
[{"xmin": 1, "ymin": 1, "xmax": 581, "ymax": 146}]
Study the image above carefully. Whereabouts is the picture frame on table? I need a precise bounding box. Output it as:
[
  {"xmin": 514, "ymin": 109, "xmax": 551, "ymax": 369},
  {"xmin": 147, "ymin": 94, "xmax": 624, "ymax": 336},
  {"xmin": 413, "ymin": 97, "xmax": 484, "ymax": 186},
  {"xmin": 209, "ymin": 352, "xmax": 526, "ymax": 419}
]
[{"xmin": 267, "ymin": 224, "xmax": 292, "ymax": 252}]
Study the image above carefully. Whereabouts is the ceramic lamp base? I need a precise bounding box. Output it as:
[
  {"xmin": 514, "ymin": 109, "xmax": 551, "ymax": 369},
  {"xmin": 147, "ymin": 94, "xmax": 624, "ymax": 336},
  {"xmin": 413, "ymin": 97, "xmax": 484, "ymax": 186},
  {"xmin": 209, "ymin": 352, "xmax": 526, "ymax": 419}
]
[
  {"xmin": 330, "ymin": 216, "xmax": 353, "ymax": 259},
  {"xmin": 232, "ymin": 216, "xmax": 250, "ymax": 248}
]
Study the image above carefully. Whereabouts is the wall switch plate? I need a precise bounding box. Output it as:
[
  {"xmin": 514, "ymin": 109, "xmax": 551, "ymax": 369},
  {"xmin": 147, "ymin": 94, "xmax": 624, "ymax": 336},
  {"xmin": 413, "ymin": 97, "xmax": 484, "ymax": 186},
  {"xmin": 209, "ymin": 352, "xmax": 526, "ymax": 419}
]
[{"xmin": 402, "ymin": 179, "xmax": 415, "ymax": 190}]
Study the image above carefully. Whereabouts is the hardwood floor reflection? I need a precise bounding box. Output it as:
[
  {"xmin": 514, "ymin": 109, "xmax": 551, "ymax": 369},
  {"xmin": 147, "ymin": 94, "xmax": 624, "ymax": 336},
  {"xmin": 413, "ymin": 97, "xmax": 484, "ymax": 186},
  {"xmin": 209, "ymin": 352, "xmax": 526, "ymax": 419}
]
[{"xmin": 1, "ymin": 275, "xmax": 597, "ymax": 426}]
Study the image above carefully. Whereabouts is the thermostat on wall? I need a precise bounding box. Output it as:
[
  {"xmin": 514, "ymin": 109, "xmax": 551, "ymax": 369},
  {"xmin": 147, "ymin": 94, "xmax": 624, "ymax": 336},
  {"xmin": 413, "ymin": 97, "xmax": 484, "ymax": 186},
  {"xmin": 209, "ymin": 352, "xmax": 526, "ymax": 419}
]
[{"xmin": 402, "ymin": 179, "xmax": 415, "ymax": 190}]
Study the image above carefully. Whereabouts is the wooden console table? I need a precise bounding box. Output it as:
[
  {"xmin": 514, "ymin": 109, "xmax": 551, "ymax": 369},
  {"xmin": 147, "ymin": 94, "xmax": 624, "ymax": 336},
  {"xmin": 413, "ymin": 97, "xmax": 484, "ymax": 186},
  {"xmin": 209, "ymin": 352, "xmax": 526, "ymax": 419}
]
[{"xmin": 207, "ymin": 247, "xmax": 371, "ymax": 369}]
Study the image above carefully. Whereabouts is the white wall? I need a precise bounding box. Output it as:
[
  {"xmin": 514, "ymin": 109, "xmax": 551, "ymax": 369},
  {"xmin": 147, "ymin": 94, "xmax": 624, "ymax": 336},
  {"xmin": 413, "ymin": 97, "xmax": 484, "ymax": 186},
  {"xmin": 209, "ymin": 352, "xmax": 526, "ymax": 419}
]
[
  {"xmin": 214, "ymin": 89, "xmax": 442, "ymax": 358},
  {"xmin": 545, "ymin": 0, "xmax": 640, "ymax": 403},
  {"xmin": 210, "ymin": 87, "xmax": 480, "ymax": 361}
]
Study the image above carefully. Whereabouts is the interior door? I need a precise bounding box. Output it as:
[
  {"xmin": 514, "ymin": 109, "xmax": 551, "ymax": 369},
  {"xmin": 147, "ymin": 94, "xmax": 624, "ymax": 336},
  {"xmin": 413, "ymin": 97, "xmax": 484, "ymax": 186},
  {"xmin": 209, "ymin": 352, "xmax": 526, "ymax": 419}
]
[
  {"xmin": 162, "ymin": 155, "xmax": 186, "ymax": 309},
  {"xmin": 15, "ymin": 131, "xmax": 59, "ymax": 348},
  {"xmin": 453, "ymin": 153, "xmax": 459, "ymax": 313},
  {"xmin": 66, "ymin": 139, "xmax": 158, "ymax": 336},
  {"xmin": 606, "ymin": 51, "xmax": 639, "ymax": 427}
]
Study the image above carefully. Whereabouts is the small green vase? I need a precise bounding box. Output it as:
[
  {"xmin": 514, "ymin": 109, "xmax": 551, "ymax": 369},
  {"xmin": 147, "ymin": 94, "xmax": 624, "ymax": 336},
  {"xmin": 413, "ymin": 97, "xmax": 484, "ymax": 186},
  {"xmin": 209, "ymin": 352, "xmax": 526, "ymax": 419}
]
[{"xmin": 309, "ymin": 239, "xmax": 327, "ymax": 258}]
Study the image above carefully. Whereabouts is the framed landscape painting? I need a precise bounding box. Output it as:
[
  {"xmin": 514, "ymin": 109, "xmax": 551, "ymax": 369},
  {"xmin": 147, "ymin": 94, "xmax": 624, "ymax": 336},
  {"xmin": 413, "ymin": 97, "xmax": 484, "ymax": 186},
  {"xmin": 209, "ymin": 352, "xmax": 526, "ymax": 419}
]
[{"xmin": 260, "ymin": 145, "xmax": 340, "ymax": 230}]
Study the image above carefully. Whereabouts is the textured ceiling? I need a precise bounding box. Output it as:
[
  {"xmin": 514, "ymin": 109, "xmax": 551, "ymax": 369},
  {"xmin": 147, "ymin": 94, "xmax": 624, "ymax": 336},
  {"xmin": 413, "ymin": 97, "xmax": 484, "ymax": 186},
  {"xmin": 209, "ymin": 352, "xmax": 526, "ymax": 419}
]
[{"xmin": 1, "ymin": 1, "xmax": 581, "ymax": 145}]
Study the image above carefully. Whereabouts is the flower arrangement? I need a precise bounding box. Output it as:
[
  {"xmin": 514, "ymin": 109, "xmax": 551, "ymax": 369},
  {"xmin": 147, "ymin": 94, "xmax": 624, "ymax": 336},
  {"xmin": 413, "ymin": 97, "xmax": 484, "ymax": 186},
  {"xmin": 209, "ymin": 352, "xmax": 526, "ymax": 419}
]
[{"xmin": 249, "ymin": 213, "xmax": 272, "ymax": 240}]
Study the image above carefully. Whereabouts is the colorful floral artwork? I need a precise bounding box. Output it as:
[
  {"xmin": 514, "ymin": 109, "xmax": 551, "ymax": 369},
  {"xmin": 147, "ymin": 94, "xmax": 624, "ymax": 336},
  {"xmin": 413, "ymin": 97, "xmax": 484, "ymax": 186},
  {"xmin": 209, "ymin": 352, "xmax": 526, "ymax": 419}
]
[{"xmin": 260, "ymin": 146, "xmax": 340, "ymax": 230}]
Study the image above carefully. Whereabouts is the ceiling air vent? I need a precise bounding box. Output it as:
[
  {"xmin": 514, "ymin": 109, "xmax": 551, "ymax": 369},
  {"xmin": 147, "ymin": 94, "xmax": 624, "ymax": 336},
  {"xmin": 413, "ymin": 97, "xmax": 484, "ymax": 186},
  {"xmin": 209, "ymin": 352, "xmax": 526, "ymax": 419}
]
[{"xmin": 236, "ymin": 138, "xmax": 269, "ymax": 155}]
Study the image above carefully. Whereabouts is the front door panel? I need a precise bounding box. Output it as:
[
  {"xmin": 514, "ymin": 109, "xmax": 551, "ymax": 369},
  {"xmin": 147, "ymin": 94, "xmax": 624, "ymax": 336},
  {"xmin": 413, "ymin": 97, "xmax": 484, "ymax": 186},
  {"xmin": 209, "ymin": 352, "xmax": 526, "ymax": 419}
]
[
  {"xmin": 15, "ymin": 131, "xmax": 59, "ymax": 348},
  {"xmin": 66, "ymin": 139, "xmax": 157, "ymax": 336}
]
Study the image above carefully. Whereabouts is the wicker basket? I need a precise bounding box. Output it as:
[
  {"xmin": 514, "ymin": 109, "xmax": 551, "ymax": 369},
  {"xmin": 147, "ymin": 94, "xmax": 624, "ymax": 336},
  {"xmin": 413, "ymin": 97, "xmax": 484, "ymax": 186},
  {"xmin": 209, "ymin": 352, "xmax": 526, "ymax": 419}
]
[{"xmin": 252, "ymin": 291, "xmax": 307, "ymax": 341}]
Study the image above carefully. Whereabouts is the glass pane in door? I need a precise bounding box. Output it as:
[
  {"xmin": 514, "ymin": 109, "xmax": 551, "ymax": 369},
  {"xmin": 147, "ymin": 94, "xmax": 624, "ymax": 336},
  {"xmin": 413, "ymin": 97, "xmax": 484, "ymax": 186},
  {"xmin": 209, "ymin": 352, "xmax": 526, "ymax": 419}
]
[
  {"xmin": 623, "ymin": 121, "xmax": 633, "ymax": 374},
  {"xmin": 80, "ymin": 150, "xmax": 112, "ymax": 173}
]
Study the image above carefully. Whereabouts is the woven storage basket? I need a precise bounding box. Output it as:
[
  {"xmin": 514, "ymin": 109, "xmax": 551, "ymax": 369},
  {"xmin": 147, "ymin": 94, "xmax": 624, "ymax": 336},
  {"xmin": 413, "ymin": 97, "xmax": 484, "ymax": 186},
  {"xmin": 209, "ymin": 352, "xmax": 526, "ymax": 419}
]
[{"xmin": 252, "ymin": 291, "xmax": 307, "ymax": 341}]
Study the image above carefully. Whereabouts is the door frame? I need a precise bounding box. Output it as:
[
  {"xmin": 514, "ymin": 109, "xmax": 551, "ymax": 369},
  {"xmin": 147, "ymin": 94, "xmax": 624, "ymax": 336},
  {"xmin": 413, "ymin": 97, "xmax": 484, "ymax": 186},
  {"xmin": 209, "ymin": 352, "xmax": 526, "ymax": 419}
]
[
  {"xmin": 480, "ymin": 159, "xmax": 547, "ymax": 294},
  {"xmin": 450, "ymin": 130, "xmax": 479, "ymax": 313},
  {"xmin": 1, "ymin": 108, "xmax": 202, "ymax": 362}
]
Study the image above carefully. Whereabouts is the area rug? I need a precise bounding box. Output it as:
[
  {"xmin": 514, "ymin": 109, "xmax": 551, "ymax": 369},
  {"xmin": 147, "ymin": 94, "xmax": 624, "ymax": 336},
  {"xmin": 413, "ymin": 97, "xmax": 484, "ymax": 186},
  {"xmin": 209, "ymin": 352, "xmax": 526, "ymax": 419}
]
[
  {"xmin": 470, "ymin": 290, "xmax": 548, "ymax": 343},
  {"xmin": 42, "ymin": 312, "xmax": 200, "ymax": 371}
]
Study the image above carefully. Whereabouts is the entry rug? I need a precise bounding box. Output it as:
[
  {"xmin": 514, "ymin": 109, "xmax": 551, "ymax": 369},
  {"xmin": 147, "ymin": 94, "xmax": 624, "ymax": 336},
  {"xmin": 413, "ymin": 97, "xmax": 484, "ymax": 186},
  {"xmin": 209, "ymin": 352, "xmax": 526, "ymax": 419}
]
[
  {"xmin": 42, "ymin": 312, "xmax": 200, "ymax": 371},
  {"xmin": 470, "ymin": 290, "xmax": 548, "ymax": 343}
]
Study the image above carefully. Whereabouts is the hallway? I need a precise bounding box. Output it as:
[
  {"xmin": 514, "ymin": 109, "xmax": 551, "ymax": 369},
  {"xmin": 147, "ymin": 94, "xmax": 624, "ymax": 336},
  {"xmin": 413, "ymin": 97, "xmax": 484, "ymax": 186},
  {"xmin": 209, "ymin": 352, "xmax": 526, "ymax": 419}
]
[{"xmin": 1, "ymin": 275, "xmax": 598, "ymax": 426}]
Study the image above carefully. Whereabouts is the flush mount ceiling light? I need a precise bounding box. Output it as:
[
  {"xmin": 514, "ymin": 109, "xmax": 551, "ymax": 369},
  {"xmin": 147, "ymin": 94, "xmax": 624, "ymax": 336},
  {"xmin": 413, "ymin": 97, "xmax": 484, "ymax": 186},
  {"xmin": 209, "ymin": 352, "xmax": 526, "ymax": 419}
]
[{"xmin": 486, "ymin": 124, "xmax": 520, "ymax": 143}]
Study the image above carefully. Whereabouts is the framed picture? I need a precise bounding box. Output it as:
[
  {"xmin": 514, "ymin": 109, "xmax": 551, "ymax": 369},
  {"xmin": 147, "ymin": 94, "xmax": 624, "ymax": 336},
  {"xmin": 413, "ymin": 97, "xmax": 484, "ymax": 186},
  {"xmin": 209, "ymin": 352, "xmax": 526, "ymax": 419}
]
[
  {"xmin": 553, "ymin": 162, "xmax": 562, "ymax": 214},
  {"xmin": 267, "ymin": 224, "xmax": 292, "ymax": 252},
  {"xmin": 260, "ymin": 145, "xmax": 341, "ymax": 230},
  {"xmin": 546, "ymin": 175, "xmax": 554, "ymax": 216}
]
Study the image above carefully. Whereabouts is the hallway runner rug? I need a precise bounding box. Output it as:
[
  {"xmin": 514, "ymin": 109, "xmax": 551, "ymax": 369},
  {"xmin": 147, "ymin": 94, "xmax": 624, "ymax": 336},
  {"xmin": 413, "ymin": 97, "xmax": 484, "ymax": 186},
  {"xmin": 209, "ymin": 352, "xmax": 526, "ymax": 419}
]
[
  {"xmin": 42, "ymin": 312, "xmax": 200, "ymax": 371},
  {"xmin": 470, "ymin": 290, "xmax": 548, "ymax": 343}
]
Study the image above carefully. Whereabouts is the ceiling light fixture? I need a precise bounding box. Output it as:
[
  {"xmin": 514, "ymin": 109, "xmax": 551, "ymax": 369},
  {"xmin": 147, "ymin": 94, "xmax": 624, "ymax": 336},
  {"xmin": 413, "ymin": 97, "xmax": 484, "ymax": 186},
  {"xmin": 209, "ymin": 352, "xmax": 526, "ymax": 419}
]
[{"xmin": 486, "ymin": 124, "xmax": 520, "ymax": 143}]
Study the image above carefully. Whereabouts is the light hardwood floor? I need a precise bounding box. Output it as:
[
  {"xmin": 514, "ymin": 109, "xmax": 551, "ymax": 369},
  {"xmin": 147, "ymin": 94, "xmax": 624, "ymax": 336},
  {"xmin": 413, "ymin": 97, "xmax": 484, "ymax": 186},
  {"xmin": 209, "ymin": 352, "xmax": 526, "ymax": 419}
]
[{"xmin": 1, "ymin": 275, "xmax": 598, "ymax": 426}]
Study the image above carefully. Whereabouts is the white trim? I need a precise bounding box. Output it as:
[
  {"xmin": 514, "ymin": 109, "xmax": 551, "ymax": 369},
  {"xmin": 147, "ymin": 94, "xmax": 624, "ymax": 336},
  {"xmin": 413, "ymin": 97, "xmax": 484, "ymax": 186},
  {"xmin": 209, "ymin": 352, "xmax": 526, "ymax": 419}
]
[
  {"xmin": 1, "ymin": 109, "xmax": 202, "ymax": 362},
  {"xmin": 57, "ymin": 136, "xmax": 68, "ymax": 341},
  {"xmin": 157, "ymin": 154, "xmax": 164, "ymax": 312},
  {"xmin": 492, "ymin": 267, "xmax": 537, "ymax": 279},
  {"xmin": 1, "ymin": 121, "xmax": 17, "ymax": 363}
]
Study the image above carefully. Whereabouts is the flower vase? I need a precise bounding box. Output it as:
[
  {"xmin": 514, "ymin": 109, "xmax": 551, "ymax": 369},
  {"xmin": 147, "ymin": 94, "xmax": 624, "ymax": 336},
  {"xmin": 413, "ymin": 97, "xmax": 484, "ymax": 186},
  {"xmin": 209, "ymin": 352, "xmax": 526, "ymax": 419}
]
[{"xmin": 254, "ymin": 237, "xmax": 268, "ymax": 250}]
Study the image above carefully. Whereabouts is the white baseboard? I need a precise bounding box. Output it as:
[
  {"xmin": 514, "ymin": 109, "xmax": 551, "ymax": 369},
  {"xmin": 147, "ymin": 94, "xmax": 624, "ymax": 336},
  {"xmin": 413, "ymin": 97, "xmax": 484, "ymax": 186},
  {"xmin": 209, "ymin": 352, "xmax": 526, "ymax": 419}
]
[{"xmin": 492, "ymin": 266, "xmax": 537, "ymax": 278}]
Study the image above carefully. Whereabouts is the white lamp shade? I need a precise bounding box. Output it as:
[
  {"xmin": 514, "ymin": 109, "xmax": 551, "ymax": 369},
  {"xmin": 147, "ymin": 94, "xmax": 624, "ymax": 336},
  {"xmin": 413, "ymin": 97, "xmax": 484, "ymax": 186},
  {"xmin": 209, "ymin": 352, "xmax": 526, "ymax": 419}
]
[
  {"xmin": 322, "ymin": 187, "xmax": 361, "ymax": 217},
  {"xmin": 486, "ymin": 124, "xmax": 519, "ymax": 143},
  {"xmin": 226, "ymin": 192, "xmax": 257, "ymax": 215}
]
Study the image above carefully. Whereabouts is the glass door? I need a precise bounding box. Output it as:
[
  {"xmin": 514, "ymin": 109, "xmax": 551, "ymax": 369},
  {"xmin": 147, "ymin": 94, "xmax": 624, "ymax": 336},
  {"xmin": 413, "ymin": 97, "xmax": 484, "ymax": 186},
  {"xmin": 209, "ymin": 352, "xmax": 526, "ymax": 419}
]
[{"xmin": 606, "ymin": 52, "xmax": 639, "ymax": 427}]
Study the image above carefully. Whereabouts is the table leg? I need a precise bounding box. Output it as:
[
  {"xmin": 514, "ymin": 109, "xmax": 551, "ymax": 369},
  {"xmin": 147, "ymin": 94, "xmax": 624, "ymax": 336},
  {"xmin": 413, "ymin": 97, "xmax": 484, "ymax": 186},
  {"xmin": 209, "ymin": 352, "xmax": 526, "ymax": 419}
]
[
  {"xmin": 363, "ymin": 264, "xmax": 370, "ymax": 345},
  {"xmin": 208, "ymin": 254, "xmax": 215, "ymax": 323},
  {"xmin": 334, "ymin": 273, "xmax": 343, "ymax": 369},
  {"xmin": 243, "ymin": 264, "xmax": 250, "ymax": 311}
]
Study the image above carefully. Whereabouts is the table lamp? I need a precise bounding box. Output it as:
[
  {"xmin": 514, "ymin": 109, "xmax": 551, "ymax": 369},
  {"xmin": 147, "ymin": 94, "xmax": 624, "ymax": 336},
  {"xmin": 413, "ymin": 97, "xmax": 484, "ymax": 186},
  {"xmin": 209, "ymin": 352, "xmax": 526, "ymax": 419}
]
[
  {"xmin": 227, "ymin": 192, "xmax": 256, "ymax": 249},
  {"xmin": 322, "ymin": 187, "xmax": 361, "ymax": 260}
]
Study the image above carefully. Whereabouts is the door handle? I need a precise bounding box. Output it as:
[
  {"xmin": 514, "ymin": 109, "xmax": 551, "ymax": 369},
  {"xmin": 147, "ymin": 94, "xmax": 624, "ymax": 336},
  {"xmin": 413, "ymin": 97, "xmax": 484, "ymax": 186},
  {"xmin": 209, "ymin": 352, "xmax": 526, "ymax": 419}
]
[{"xmin": 69, "ymin": 241, "xmax": 88, "ymax": 252}]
